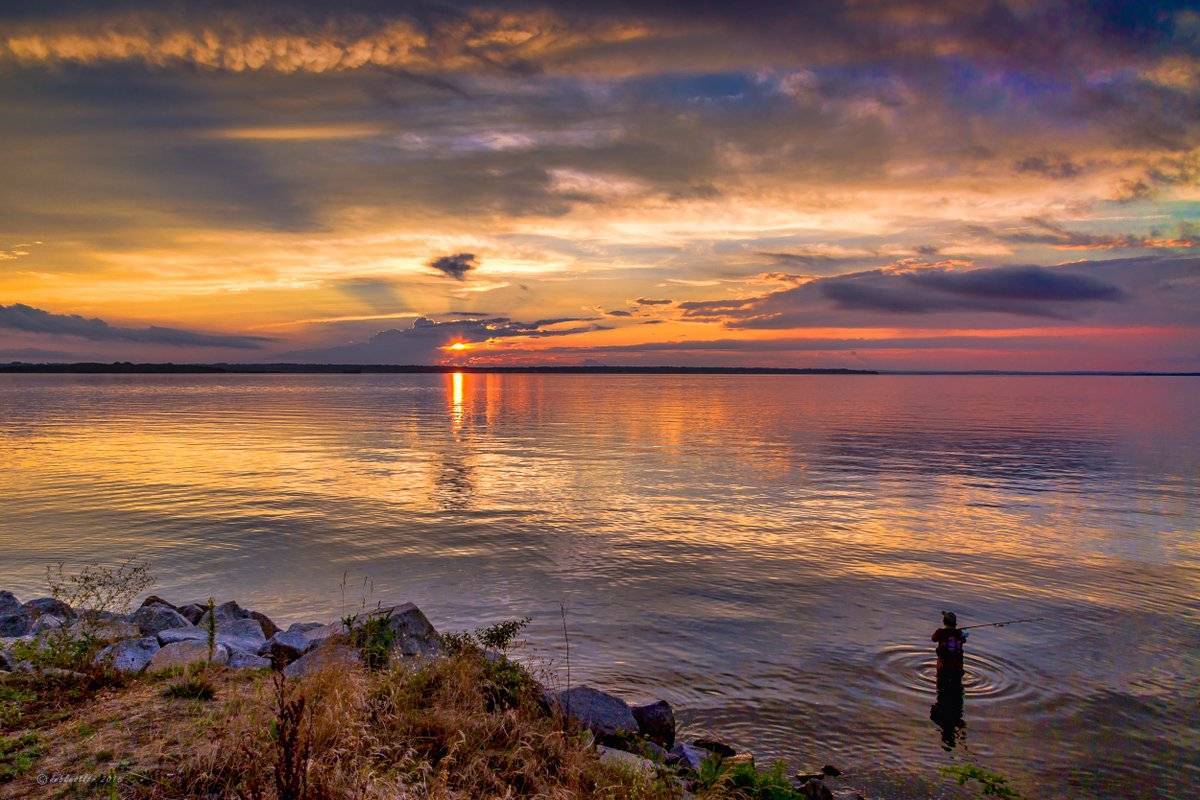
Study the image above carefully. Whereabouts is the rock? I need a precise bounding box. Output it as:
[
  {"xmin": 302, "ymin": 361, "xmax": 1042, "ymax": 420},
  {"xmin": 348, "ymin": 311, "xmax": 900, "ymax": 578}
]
[
  {"xmin": 667, "ymin": 742, "xmax": 709, "ymax": 772},
  {"xmin": 149, "ymin": 640, "xmax": 228, "ymax": 672},
  {"xmin": 215, "ymin": 618, "xmax": 267, "ymax": 656},
  {"xmin": 227, "ymin": 650, "xmax": 271, "ymax": 670},
  {"xmin": 177, "ymin": 604, "xmax": 205, "ymax": 624},
  {"xmin": 289, "ymin": 622, "xmax": 326, "ymax": 633},
  {"xmin": 30, "ymin": 614, "xmax": 65, "ymax": 634},
  {"xmin": 263, "ymin": 628, "xmax": 321, "ymax": 666},
  {"xmin": 157, "ymin": 626, "xmax": 208, "ymax": 646},
  {"xmin": 196, "ymin": 600, "xmax": 249, "ymax": 629},
  {"xmin": 94, "ymin": 637, "xmax": 160, "ymax": 674},
  {"xmin": 352, "ymin": 603, "xmax": 440, "ymax": 657},
  {"xmin": 24, "ymin": 597, "xmax": 73, "ymax": 619},
  {"xmin": 597, "ymin": 745, "xmax": 658, "ymax": 777},
  {"xmin": 0, "ymin": 592, "xmax": 32, "ymax": 637},
  {"xmin": 35, "ymin": 667, "xmax": 90, "ymax": 681},
  {"xmin": 0, "ymin": 649, "xmax": 12, "ymax": 672},
  {"xmin": 822, "ymin": 765, "xmax": 842, "ymax": 777},
  {"xmin": 139, "ymin": 595, "xmax": 178, "ymax": 611},
  {"xmin": 283, "ymin": 643, "xmax": 362, "ymax": 680},
  {"xmin": 70, "ymin": 618, "xmax": 141, "ymax": 643},
  {"xmin": 551, "ymin": 686, "xmax": 639, "ymax": 742},
  {"xmin": 249, "ymin": 611, "xmax": 280, "ymax": 639},
  {"xmin": 796, "ymin": 778, "xmax": 834, "ymax": 800},
  {"xmin": 131, "ymin": 604, "xmax": 192, "ymax": 636},
  {"xmin": 632, "ymin": 699, "xmax": 676, "ymax": 748},
  {"xmin": 692, "ymin": 738, "xmax": 738, "ymax": 759}
]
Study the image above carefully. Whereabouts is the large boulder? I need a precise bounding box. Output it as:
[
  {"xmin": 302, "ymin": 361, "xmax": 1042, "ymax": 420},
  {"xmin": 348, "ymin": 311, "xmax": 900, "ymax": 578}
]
[
  {"xmin": 196, "ymin": 600, "xmax": 248, "ymax": 629},
  {"xmin": 249, "ymin": 611, "xmax": 280, "ymax": 639},
  {"xmin": 157, "ymin": 626, "xmax": 208, "ymax": 646},
  {"xmin": 94, "ymin": 637, "xmax": 160, "ymax": 674},
  {"xmin": 149, "ymin": 640, "xmax": 228, "ymax": 672},
  {"xmin": 131, "ymin": 604, "xmax": 192, "ymax": 636},
  {"xmin": 215, "ymin": 617, "xmax": 267, "ymax": 655},
  {"xmin": 632, "ymin": 699, "xmax": 676, "ymax": 748},
  {"xmin": 263, "ymin": 628, "xmax": 323, "ymax": 665},
  {"xmin": 177, "ymin": 604, "xmax": 205, "ymax": 625},
  {"xmin": 351, "ymin": 603, "xmax": 440, "ymax": 658},
  {"xmin": 0, "ymin": 592, "xmax": 32, "ymax": 637},
  {"xmin": 138, "ymin": 595, "xmax": 178, "ymax": 611},
  {"xmin": 283, "ymin": 643, "xmax": 362, "ymax": 680},
  {"xmin": 551, "ymin": 686, "xmax": 639, "ymax": 742},
  {"xmin": 24, "ymin": 597, "xmax": 74, "ymax": 620},
  {"xmin": 69, "ymin": 618, "xmax": 141, "ymax": 643}
]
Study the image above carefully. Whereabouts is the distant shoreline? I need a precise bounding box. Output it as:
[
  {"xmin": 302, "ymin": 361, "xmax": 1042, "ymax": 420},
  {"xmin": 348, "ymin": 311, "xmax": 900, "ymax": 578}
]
[{"xmin": 1, "ymin": 363, "xmax": 1198, "ymax": 376}]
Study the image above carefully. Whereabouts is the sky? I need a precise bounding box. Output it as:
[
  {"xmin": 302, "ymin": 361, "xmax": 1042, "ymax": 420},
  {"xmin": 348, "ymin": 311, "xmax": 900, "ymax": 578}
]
[{"xmin": 0, "ymin": 0, "xmax": 1197, "ymax": 370}]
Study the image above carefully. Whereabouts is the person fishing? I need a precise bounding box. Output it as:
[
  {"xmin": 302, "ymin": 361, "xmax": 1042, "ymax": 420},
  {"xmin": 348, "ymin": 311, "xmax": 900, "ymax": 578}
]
[
  {"xmin": 932, "ymin": 611, "xmax": 968, "ymax": 692},
  {"xmin": 929, "ymin": 610, "xmax": 968, "ymax": 748}
]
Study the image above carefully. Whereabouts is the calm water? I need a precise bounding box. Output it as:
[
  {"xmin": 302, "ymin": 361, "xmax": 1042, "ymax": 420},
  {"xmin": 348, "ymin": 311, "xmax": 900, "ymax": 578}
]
[{"xmin": 2, "ymin": 374, "xmax": 1198, "ymax": 798}]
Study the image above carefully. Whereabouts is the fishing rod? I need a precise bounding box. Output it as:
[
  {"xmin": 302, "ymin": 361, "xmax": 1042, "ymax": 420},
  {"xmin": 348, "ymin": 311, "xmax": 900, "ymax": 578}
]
[{"xmin": 960, "ymin": 616, "xmax": 1045, "ymax": 630}]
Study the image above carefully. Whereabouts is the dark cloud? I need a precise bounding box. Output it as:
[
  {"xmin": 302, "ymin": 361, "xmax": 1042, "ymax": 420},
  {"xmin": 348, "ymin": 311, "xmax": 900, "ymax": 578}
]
[
  {"xmin": 282, "ymin": 313, "xmax": 609, "ymax": 363},
  {"xmin": 0, "ymin": 303, "xmax": 273, "ymax": 349},
  {"xmin": 634, "ymin": 297, "xmax": 673, "ymax": 305},
  {"xmin": 1013, "ymin": 154, "xmax": 1082, "ymax": 179},
  {"xmin": 606, "ymin": 309, "xmax": 633, "ymax": 316},
  {"xmin": 428, "ymin": 252, "xmax": 478, "ymax": 280}
]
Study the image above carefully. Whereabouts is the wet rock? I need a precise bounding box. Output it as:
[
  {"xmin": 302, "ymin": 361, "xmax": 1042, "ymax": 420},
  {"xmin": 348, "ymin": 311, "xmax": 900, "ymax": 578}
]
[
  {"xmin": 796, "ymin": 779, "xmax": 834, "ymax": 800},
  {"xmin": 24, "ymin": 597, "xmax": 74, "ymax": 619},
  {"xmin": 157, "ymin": 626, "xmax": 208, "ymax": 646},
  {"xmin": 0, "ymin": 592, "xmax": 32, "ymax": 637},
  {"xmin": 227, "ymin": 650, "xmax": 271, "ymax": 670},
  {"xmin": 177, "ymin": 604, "xmax": 205, "ymax": 624},
  {"xmin": 94, "ymin": 637, "xmax": 160, "ymax": 674},
  {"xmin": 283, "ymin": 643, "xmax": 362, "ymax": 680},
  {"xmin": 692, "ymin": 738, "xmax": 738, "ymax": 759},
  {"xmin": 667, "ymin": 742, "xmax": 709, "ymax": 772},
  {"xmin": 597, "ymin": 745, "xmax": 658, "ymax": 777},
  {"xmin": 131, "ymin": 604, "xmax": 192, "ymax": 636},
  {"xmin": 551, "ymin": 685, "xmax": 638, "ymax": 742},
  {"xmin": 139, "ymin": 595, "xmax": 178, "ymax": 611},
  {"xmin": 632, "ymin": 699, "xmax": 676, "ymax": 748},
  {"xmin": 149, "ymin": 640, "xmax": 228, "ymax": 672}
]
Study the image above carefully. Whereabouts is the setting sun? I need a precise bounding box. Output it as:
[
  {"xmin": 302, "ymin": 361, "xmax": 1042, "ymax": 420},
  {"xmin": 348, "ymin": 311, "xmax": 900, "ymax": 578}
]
[{"xmin": 447, "ymin": 342, "xmax": 469, "ymax": 352}]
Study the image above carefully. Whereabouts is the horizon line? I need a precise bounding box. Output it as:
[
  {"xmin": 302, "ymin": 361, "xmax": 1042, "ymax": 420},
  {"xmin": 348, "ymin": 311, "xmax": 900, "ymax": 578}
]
[{"xmin": 1, "ymin": 362, "xmax": 1198, "ymax": 377}]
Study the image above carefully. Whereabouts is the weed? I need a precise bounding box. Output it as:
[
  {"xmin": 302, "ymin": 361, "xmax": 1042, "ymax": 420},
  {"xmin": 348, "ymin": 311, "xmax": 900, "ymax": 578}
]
[
  {"xmin": 271, "ymin": 672, "xmax": 311, "ymax": 800},
  {"xmin": 942, "ymin": 763, "xmax": 1023, "ymax": 799},
  {"xmin": 345, "ymin": 608, "xmax": 398, "ymax": 671},
  {"xmin": 164, "ymin": 671, "xmax": 217, "ymax": 701},
  {"xmin": 0, "ymin": 732, "xmax": 43, "ymax": 782}
]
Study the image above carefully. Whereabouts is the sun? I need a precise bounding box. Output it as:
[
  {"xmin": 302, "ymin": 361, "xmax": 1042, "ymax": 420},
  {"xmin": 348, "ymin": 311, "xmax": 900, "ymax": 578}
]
[{"xmin": 447, "ymin": 342, "xmax": 468, "ymax": 351}]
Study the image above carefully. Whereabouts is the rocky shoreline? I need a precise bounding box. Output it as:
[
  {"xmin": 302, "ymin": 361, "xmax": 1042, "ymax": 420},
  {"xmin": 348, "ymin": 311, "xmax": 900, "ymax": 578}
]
[{"xmin": 2, "ymin": 589, "xmax": 862, "ymax": 799}]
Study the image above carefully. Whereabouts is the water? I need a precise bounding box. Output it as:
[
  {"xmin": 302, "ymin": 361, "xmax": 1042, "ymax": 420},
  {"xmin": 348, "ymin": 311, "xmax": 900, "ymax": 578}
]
[{"xmin": 1, "ymin": 373, "xmax": 1197, "ymax": 798}]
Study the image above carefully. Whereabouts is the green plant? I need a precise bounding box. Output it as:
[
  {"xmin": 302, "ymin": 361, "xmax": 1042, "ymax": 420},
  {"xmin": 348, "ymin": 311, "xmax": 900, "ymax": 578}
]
[
  {"xmin": 942, "ymin": 763, "xmax": 1022, "ymax": 799},
  {"xmin": 271, "ymin": 673, "xmax": 311, "ymax": 800},
  {"xmin": 345, "ymin": 608, "xmax": 397, "ymax": 671},
  {"xmin": 476, "ymin": 616, "xmax": 532, "ymax": 652},
  {"xmin": 205, "ymin": 597, "xmax": 217, "ymax": 664},
  {"xmin": 46, "ymin": 558, "xmax": 154, "ymax": 620},
  {"xmin": 695, "ymin": 754, "xmax": 803, "ymax": 799},
  {"xmin": 0, "ymin": 733, "xmax": 43, "ymax": 782},
  {"xmin": 163, "ymin": 668, "xmax": 217, "ymax": 701},
  {"xmin": 0, "ymin": 683, "xmax": 34, "ymax": 728}
]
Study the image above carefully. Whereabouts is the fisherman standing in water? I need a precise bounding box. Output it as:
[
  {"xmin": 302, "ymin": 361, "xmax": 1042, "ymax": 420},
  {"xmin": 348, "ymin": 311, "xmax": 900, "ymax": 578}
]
[
  {"xmin": 929, "ymin": 611, "xmax": 968, "ymax": 747},
  {"xmin": 932, "ymin": 611, "xmax": 968, "ymax": 692}
]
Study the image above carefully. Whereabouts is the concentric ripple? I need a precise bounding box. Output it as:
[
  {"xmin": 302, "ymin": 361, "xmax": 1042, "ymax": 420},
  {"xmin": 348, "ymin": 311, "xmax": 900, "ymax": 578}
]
[{"xmin": 872, "ymin": 644, "xmax": 1042, "ymax": 705}]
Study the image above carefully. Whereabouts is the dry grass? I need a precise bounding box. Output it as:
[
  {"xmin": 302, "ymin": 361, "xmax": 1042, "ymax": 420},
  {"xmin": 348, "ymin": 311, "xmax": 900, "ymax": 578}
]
[{"xmin": 0, "ymin": 651, "xmax": 681, "ymax": 800}]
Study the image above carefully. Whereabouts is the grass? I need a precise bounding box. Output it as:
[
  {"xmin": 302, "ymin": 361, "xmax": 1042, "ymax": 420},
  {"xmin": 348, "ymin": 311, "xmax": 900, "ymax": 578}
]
[{"xmin": 0, "ymin": 733, "xmax": 43, "ymax": 783}]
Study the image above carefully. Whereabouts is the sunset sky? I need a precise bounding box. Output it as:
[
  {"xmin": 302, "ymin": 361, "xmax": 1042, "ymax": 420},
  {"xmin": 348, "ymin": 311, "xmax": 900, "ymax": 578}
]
[{"xmin": 1, "ymin": 0, "xmax": 1197, "ymax": 370}]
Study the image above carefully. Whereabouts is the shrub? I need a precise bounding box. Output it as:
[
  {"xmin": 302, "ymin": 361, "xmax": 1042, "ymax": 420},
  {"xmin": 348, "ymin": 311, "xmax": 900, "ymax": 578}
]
[
  {"xmin": 163, "ymin": 669, "xmax": 217, "ymax": 701},
  {"xmin": 345, "ymin": 608, "xmax": 398, "ymax": 671}
]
